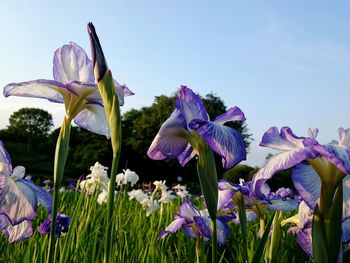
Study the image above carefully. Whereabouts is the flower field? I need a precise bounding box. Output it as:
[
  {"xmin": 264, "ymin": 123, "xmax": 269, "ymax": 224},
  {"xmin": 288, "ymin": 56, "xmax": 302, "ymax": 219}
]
[{"xmin": 0, "ymin": 188, "xmax": 309, "ymax": 263}]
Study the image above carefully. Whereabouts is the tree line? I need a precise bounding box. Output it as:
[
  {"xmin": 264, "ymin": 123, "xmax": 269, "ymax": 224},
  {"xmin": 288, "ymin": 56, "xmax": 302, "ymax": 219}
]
[{"xmin": 0, "ymin": 91, "xmax": 258, "ymax": 188}]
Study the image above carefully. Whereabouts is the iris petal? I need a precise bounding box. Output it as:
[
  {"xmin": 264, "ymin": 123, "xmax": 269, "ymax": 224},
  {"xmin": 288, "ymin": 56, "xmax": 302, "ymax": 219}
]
[
  {"xmin": 0, "ymin": 175, "xmax": 37, "ymax": 225},
  {"xmin": 268, "ymin": 198, "xmax": 298, "ymax": 211},
  {"xmin": 19, "ymin": 179, "xmax": 52, "ymax": 213},
  {"xmin": 0, "ymin": 141, "xmax": 12, "ymax": 176},
  {"xmin": 190, "ymin": 120, "xmax": 246, "ymax": 169},
  {"xmin": 159, "ymin": 217, "xmax": 186, "ymax": 239},
  {"xmin": 213, "ymin": 106, "xmax": 246, "ymax": 125},
  {"xmin": 147, "ymin": 109, "xmax": 189, "ymax": 160},
  {"xmin": 53, "ymin": 42, "xmax": 94, "ymax": 83},
  {"xmin": 74, "ymin": 103, "xmax": 110, "ymax": 138},
  {"xmin": 177, "ymin": 144, "xmax": 195, "ymax": 166},
  {"xmin": 292, "ymin": 164, "xmax": 320, "ymax": 210},
  {"xmin": 2, "ymin": 219, "xmax": 33, "ymax": 243},
  {"xmin": 178, "ymin": 200, "xmax": 201, "ymax": 222},
  {"xmin": 3, "ymin": 79, "xmax": 66, "ymax": 103},
  {"xmin": 114, "ymin": 81, "xmax": 134, "ymax": 106},
  {"xmin": 193, "ymin": 216, "xmax": 211, "ymax": 238},
  {"xmin": 175, "ymin": 86, "xmax": 208, "ymax": 126},
  {"xmin": 260, "ymin": 127, "xmax": 306, "ymax": 151}
]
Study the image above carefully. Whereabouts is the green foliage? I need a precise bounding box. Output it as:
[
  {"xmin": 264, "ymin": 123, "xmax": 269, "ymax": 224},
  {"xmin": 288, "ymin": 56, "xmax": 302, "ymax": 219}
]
[
  {"xmin": 223, "ymin": 164, "xmax": 258, "ymax": 183},
  {"xmin": 8, "ymin": 108, "xmax": 53, "ymax": 143}
]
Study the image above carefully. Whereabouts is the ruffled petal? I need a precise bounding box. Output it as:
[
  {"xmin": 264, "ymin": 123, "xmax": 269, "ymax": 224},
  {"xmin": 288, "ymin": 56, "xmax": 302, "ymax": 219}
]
[
  {"xmin": 0, "ymin": 141, "xmax": 12, "ymax": 176},
  {"xmin": 218, "ymin": 179, "xmax": 239, "ymax": 191},
  {"xmin": 178, "ymin": 200, "xmax": 201, "ymax": 222},
  {"xmin": 218, "ymin": 189, "xmax": 235, "ymax": 210},
  {"xmin": 0, "ymin": 175, "xmax": 37, "ymax": 225},
  {"xmin": 114, "ymin": 81, "xmax": 134, "ymax": 106},
  {"xmin": 53, "ymin": 42, "xmax": 94, "ymax": 83},
  {"xmin": 260, "ymin": 127, "xmax": 307, "ymax": 151},
  {"xmin": 175, "ymin": 86, "xmax": 208, "ymax": 126},
  {"xmin": 3, "ymin": 79, "xmax": 66, "ymax": 103},
  {"xmin": 147, "ymin": 109, "xmax": 189, "ymax": 160},
  {"xmin": 292, "ymin": 164, "xmax": 320, "ymax": 210},
  {"xmin": 74, "ymin": 103, "xmax": 110, "ymax": 138},
  {"xmin": 213, "ymin": 106, "xmax": 246, "ymax": 125},
  {"xmin": 216, "ymin": 218, "xmax": 231, "ymax": 246},
  {"xmin": 190, "ymin": 120, "xmax": 246, "ymax": 169},
  {"xmin": 19, "ymin": 179, "xmax": 52, "ymax": 213},
  {"xmin": 67, "ymin": 82, "xmax": 99, "ymax": 103},
  {"xmin": 159, "ymin": 217, "xmax": 186, "ymax": 239},
  {"xmin": 183, "ymin": 225, "xmax": 197, "ymax": 238}
]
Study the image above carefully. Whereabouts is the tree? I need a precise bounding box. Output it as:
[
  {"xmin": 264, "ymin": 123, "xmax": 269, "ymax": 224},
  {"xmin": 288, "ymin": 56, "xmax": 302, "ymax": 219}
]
[{"xmin": 8, "ymin": 108, "xmax": 53, "ymax": 143}]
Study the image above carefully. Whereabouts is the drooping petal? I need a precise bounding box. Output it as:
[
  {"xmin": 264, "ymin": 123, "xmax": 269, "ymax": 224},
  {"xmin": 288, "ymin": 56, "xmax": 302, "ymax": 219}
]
[
  {"xmin": 295, "ymin": 228, "xmax": 312, "ymax": 257},
  {"xmin": 178, "ymin": 200, "xmax": 201, "ymax": 222},
  {"xmin": 0, "ymin": 174, "xmax": 37, "ymax": 225},
  {"xmin": 53, "ymin": 42, "xmax": 94, "ymax": 84},
  {"xmin": 189, "ymin": 119, "xmax": 246, "ymax": 169},
  {"xmin": 3, "ymin": 79, "xmax": 66, "ymax": 103},
  {"xmin": 213, "ymin": 106, "xmax": 246, "ymax": 125},
  {"xmin": 183, "ymin": 225, "xmax": 197, "ymax": 238},
  {"xmin": 193, "ymin": 216, "xmax": 211, "ymax": 238},
  {"xmin": 74, "ymin": 103, "xmax": 110, "ymax": 138},
  {"xmin": 159, "ymin": 217, "xmax": 186, "ymax": 239},
  {"xmin": 342, "ymin": 217, "xmax": 350, "ymax": 243},
  {"xmin": 292, "ymin": 164, "xmax": 320, "ymax": 210},
  {"xmin": 218, "ymin": 179, "xmax": 239, "ymax": 191},
  {"xmin": 175, "ymin": 86, "xmax": 208, "ymax": 127},
  {"xmin": 147, "ymin": 109, "xmax": 189, "ymax": 160},
  {"xmin": 2, "ymin": 219, "xmax": 33, "ymax": 243},
  {"xmin": 0, "ymin": 141, "xmax": 12, "ymax": 176},
  {"xmin": 218, "ymin": 189, "xmax": 235, "ymax": 210},
  {"xmin": 216, "ymin": 218, "xmax": 231, "ymax": 246},
  {"xmin": 251, "ymin": 148, "xmax": 317, "ymax": 196},
  {"xmin": 114, "ymin": 81, "xmax": 134, "ymax": 106},
  {"xmin": 343, "ymin": 175, "xmax": 350, "ymax": 220},
  {"xmin": 67, "ymin": 82, "xmax": 99, "ymax": 103},
  {"xmin": 19, "ymin": 179, "xmax": 52, "ymax": 213}
]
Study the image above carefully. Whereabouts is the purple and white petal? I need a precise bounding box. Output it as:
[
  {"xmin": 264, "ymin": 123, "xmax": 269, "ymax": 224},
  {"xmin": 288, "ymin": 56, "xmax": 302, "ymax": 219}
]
[
  {"xmin": 67, "ymin": 82, "xmax": 99, "ymax": 102},
  {"xmin": 175, "ymin": 86, "xmax": 208, "ymax": 126},
  {"xmin": 0, "ymin": 174, "xmax": 37, "ymax": 225},
  {"xmin": 213, "ymin": 106, "xmax": 246, "ymax": 125},
  {"xmin": 251, "ymin": 148, "xmax": 316, "ymax": 196},
  {"xmin": 147, "ymin": 109, "xmax": 189, "ymax": 160},
  {"xmin": 74, "ymin": 103, "xmax": 110, "ymax": 138},
  {"xmin": 216, "ymin": 219, "xmax": 230, "ymax": 246},
  {"xmin": 343, "ymin": 175, "xmax": 350, "ymax": 220},
  {"xmin": 3, "ymin": 79, "xmax": 66, "ymax": 103},
  {"xmin": 4, "ymin": 220, "xmax": 33, "ymax": 243},
  {"xmin": 342, "ymin": 217, "xmax": 350, "ymax": 243},
  {"xmin": 218, "ymin": 179, "xmax": 239, "ymax": 191},
  {"xmin": 260, "ymin": 127, "xmax": 308, "ymax": 151},
  {"xmin": 177, "ymin": 144, "xmax": 195, "ymax": 167},
  {"xmin": 183, "ymin": 225, "xmax": 197, "ymax": 239},
  {"xmin": 53, "ymin": 42, "xmax": 94, "ymax": 84},
  {"xmin": 292, "ymin": 164, "xmax": 320, "ymax": 210},
  {"xmin": 218, "ymin": 189, "xmax": 235, "ymax": 211},
  {"xmin": 190, "ymin": 120, "xmax": 246, "ymax": 169},
  {"xmin": 193, "ymin": 216, "xmax": 211, "ymax": 238},
  {"xmin": 0, "ymin": 141, "xmax": 12, "ymax": 176},
  {"xmin": 114, "ymin": 81, "xmax": 134, "ymax": 106},
  {"xmin": 19, "ymin": 179, "xmax": 52, "ymax": 213},
  {"xmin": 159, "ymin": 217, "xmax": 186, "ymax": 239},
  {"xmin": 296, "ymin": 228, "xmax": 312, "ymax": 257},
  {"xmin": 178, "ymin": 200, "xmax": 201, "ymax": 222}
]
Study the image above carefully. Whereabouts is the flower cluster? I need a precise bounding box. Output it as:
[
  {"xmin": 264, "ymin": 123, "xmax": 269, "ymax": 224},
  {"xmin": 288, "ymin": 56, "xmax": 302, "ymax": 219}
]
[
  {"xmin": 79, "ymin": 162, "xmax": 109, "ymax": 194},
  {"xmin": 116, "ymin": 169, "xmax": 139, "ymax": 187}
]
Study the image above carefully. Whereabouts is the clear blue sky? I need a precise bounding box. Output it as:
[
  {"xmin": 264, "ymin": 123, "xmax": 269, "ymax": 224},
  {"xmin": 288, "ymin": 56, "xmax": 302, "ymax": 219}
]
[{"xmin": 0, "ymin": 1, "xmax": 349, "ymax": 167}]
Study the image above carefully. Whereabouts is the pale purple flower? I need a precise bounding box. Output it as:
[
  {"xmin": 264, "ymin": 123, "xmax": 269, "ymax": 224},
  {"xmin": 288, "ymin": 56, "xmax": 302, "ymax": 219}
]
[
  {"xmin": 0, "ymin": 141, "xmax": 52, "ymax": 243},
  {"xmin": 159, "ymin": 200, "xmax": 233, "ymax": 245},
  {"xmin": 251, "ymin": 127, "xmax": 350, "ymax": 197},
  {"xmin": 3, "ymin": 42, "xmax": 133, "ymax": 138},
  {"xmin": 147, "ymin": 86, "xmax": 246, "ymax": 169}
]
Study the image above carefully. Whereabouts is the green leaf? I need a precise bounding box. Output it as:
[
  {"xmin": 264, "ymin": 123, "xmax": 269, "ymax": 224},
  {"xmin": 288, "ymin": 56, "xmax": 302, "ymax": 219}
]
[{"xmin": 312, "ymin": 204, "xmax": 329, "ymax": 263}]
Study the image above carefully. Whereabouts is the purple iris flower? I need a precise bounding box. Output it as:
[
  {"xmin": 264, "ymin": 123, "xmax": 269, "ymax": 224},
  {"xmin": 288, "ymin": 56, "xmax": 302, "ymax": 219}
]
[
  {"xmin": 38, "ymin": 213, "xmax": 70, "ymax": 236},
  {"xmin": 159, "ymin": 200, "xmax": 233, "ymax": 246},
  {"xmin": 147, "ymin": 86, "xmax": 246, "ymax": 169},
  {"xmin": 3, "ymin": 42, "xmax": 133, "ymax": 138},
  {"xmin": 218, "ymin": 179, "xmax": 298, "ymax": 217},
  {"xmin": 0, "ymin": 141, "xmax": 52, "ymax": 243},
  {"xmin": 251, "ymin": 127, "xmax": 350, "ymax": 197}
]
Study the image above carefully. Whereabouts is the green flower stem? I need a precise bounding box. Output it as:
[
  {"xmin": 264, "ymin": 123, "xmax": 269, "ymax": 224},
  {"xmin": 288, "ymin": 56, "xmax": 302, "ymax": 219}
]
[
  {"xmin": 196, "ymin": 144, "xmax": 218, "ymax": 263},
  {"xmin": 195, "ymin": 237, "xmax": 202, "ymax": 263},
  {"xmin": 47, "ymin": 116, "xmax": 72, "ymax": 263},
  {"xmin": 96, "ymin": 71, "xmax": 122, "ymax": 263}
]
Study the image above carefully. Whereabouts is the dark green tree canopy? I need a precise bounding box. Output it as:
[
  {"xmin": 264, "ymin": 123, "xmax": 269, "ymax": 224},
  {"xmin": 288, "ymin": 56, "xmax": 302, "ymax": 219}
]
[{"xmin": 8, "ymin": 108, "xmax": 53, "ymax": 142}]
